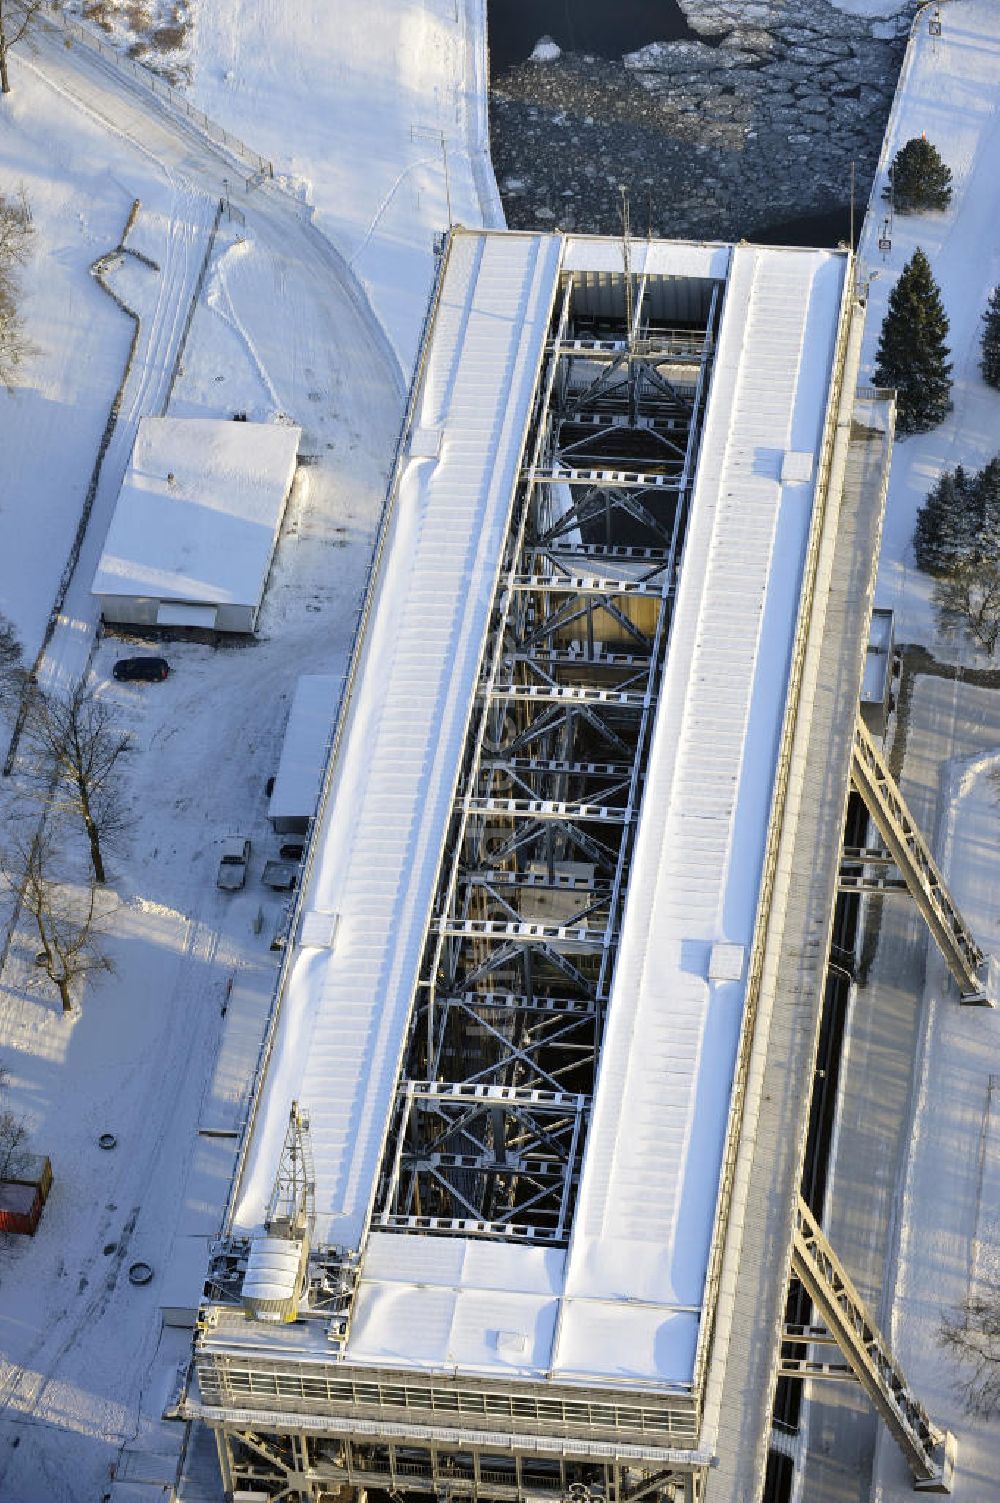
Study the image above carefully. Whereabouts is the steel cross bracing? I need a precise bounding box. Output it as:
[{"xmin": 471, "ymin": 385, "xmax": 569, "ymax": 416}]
[
  {"xmin": 372, "ymin": 269, "xmax": 720, "ymax": 1243},
  {"xmin": 850, "ymin": 714, "xmax": 996, "ymax": 1004},
  {"xmin": 791, "ymin": 1195, "xmax": 956, "ymax": 1492},
  {"xmin": 213, "ymin": 1427, "xmax": 705, "ymax": 1503}
]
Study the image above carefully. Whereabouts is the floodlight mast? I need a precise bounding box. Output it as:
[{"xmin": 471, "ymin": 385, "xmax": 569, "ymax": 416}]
[{"xmin": 265, "ymin": 1100, "xmax": 315, "ymax": 1238}]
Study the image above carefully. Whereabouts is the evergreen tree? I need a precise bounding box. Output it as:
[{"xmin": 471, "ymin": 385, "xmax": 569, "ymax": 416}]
[
  {"xmin": 981, "ymin": 286, "xmax": 1000, "ymax": 390},
  {"xmin": 873, "ymin": 247, "xmax": 952, "ymax": 435},
  {"xmin": 889, "ymin": 136, "xmax": 953, "ymax": 213},
  {"xmin": 973, "ymin": 457, "xmax": 1000, "ymax": 559},
  {"xmin": 914, "ymin": 464, "xmax": 976, "ymax": 574}
]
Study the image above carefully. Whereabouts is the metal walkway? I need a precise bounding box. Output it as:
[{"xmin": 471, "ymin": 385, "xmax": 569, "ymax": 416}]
[
  {"xmin": 791, "ymin": 1196, "xmax": 955, "ymax": 1492},
  {"xmin": 851, "ymin": 714, "xmax": 995, "ymax": 1004}
]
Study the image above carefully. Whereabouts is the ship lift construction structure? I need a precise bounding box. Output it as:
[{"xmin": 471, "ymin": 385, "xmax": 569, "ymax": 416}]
[{"xmin": 181, "ymin": 229, "xmax": 993, "ymax": 1501}]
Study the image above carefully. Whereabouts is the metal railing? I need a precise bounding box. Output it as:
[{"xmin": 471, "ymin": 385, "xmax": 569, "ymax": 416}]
[
  {"xmin": 856, "ymin": 384, "xmax": 896, "ymax": 402},
  {"xmin": 44, "ymin": 8, "xmax": 274, "ymax": 181}
]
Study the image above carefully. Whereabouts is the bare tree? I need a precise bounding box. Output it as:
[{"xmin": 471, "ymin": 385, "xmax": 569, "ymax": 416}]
[
  {"xmin": 4, "ymin": 828, "xmax": 114, "ymax": 1013},
  {"xmin": 26, "ymin": 683, "xmax": 132, "ymax": 883},
  {"xmin": 940, "ymin": 1280, "xmax": 1000, "ymax": 1416},
  {"xmin": 933, "ymin": 558, "xmax": 1000, "ymax": 657},
  {"xmin": 0, "ymin": 608, "xmax": 24, "ymax": 713},
  {"xmin": 0, "ymin": 1065, "xmax": 28, "ymax": 1182},
  {"xmin": 0, "ymin": 1, "xmax": 46, "ymax": 95},
  {"xmin": 0, "ymin": 185, "xmax": 33, "ymax": 387}
]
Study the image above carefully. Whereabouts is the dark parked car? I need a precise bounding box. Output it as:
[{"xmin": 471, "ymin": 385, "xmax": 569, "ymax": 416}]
[{"xmin": 113, "ymin": 656, "xmax": 170, "ymax": 683}]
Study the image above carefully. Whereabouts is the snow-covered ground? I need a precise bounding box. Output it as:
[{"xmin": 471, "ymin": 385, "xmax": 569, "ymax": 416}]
[
  {"xmin": 187, "ymin": 0, "xmax": 503, "ymax": 370},
  {"xmin": 0, "ymin": 1, "xmax": 438, "ymax": 1492},
  {"xmin": 858, "ymin": 0, "xmax": 1000, "ymax": 659},
  {"xmin": 800, "ymin": 4, "xmax": 1000, "ymax": 1499},
  {"xmin": 871, "ymin": 677, "xmax": 1000, "ymax": 1501}
]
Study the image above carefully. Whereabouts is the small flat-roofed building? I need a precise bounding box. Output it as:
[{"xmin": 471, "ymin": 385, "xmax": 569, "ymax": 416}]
[
  {"xmin": 182, "ymin": 231, "xmax": 971, "ymax": 1500},
  {"xmin": 268, "ymin": 675, "xmax": 340, "ymax": 834},
  {"xmin": 92, "ymin": 416, "xmax": 301, "ymax": 634}
]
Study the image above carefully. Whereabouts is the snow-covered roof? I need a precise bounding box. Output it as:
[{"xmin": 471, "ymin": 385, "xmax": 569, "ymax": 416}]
[
  {"xmin": 561, "ymin": 235, "xmax": 731, "ymax": 282},
  {"xmin": 92, "ymin": 416, "xmax": 301, "ymax": 608},
  {"xmin": 220, "ymin": 231, "xmax": 849, "ymax": 1391},
  {"xmin": 552, "ymin": 243, "xmax": 848, "ymax": 1386},
  {"xmin": 267, "ymin": 675, "xmax": 340, "ymax": 826},
  {"xmin": 232, "ymin": 230, "xmax": 563, "ymax": 1245}
]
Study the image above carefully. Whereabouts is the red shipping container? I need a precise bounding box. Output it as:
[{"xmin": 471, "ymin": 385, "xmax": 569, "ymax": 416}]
[{"xmin": 0, "ymin": 1180, "xmax": 42, "ymax": 1235}]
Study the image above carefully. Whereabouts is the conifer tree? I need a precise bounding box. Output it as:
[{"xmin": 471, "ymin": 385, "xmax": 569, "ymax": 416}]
[
  {"xmin": 981, "ymin": 286, "xmax": 1000, "ymax": 390},
  {"xmin": 873, "ymin": 247, "xmax": 952, "ymax": 435},
  {"xmin": 973, "ymin": 457, "xmax": 1000, "ymax": 559},
  {"xmin": 889, "ymin": 136, "xmax": 953, "ymax": 213},
  {"xmin": 914, "ymin": 464, "xmax": 975, "ymax": 574}
]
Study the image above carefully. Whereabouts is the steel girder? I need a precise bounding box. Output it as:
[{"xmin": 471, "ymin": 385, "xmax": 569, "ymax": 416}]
[
  {"xmin": 851, "ymin": 714, "xmax": 995, "ymax": 1004},
  {"xmin": 215, "ymin": 1426, "xmax": 705, "ymax": 1503},
  {"xmin": 791, "ymin": 1195, "xmax": 955, "ymax": 1492}
]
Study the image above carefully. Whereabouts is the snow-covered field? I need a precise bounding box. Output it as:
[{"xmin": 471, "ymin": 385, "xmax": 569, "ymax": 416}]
[
  {"xmin": 858, "ymin": 0, "xmax": 1000, "ymax": 659},
  {"xmin": 188, "ymin": 0, "xmax": 503, "ymax": 370}
]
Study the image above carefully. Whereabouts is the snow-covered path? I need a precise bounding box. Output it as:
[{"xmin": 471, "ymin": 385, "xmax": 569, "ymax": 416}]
[
  {"xmin": 16, "ymin": 20, "xmax": 404, "ymax": 705},
  {"xmin": 187, "ymin": 0, "xmax": 503, "ymax": 368}
]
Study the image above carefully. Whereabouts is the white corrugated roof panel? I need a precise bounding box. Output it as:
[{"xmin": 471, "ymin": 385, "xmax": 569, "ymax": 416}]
[
  {"xmin": 232, "ymin": 232, "xmax": 562, "ymax": 1246},
  {"xmin": 551, "ymin": 244, "xmax": 848, "ymax": 1385},
  {"xmin": 348, "ymin": 1236, "xmax": 565, "ymax": 1375},
  {"xmin": 562, "ymin": 236, "xmax": 731, "ymax": 281}
]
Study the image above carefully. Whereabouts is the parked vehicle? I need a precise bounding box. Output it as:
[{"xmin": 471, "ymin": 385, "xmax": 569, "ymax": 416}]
[
  {"xmin": 217, "ymin": 836, "xmax": 251, "ymax": 891},
  {"xmin": 113, "ymin": 655, "xmax": 170, "ymax": 683}
]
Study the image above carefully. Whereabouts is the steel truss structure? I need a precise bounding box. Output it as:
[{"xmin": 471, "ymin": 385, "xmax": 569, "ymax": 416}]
[
  {"xmin": 374, "ymin": 270, "xmax": 721, "ymax": 1243},
  {"xmin": 848, "ymin": 714, "xmax": 995, "ymax": 1004},
  {"xmin": 211, "ymin": 1428, "xmax": 705, "ymax": 1503},
  {"xmin": 188, "ymin": 238, "xmax": 938, "ymax": 1503},
  {"xmin": 789, "ymin": 1196, "xmax": 955, "ymax": 1492}
]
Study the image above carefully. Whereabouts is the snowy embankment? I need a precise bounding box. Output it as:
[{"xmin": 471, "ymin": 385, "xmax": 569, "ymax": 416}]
[
  {"xmin": 189, "ymin": 0, "xmax": 504, "ymax": 370},
  {"xmin": 843, "ymin": 4, "xmax": 1000, "ymax": 1498},
  {"xmin": 0, "ymin": 82, "xmax": 179, "ymax": 667},
  {"xmin": 858, "ymin": 0, "xmax": 1000, "ymax": 659},
  {"xmin": 872, "ymin": 682, "xmax": 1000, "ymax": 1502}
]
